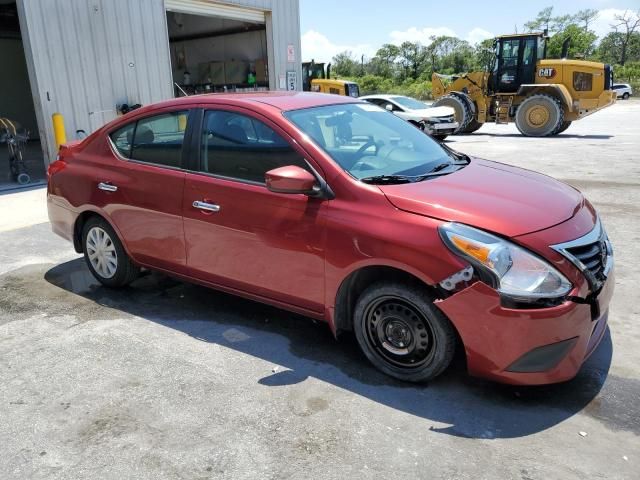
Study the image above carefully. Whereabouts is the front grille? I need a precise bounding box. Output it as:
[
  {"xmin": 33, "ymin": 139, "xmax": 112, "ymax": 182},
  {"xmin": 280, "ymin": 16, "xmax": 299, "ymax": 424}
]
[
  {"xmin": 430, "ymin": 115, "xmax": 455, "ymax": 124},
  {"xmin": 551, "ymin": 220, "xmax": 612, "ymax": 289},
  {"xmin": 565, "ymin": 239, "xmax": 607, "ymax": 282}
]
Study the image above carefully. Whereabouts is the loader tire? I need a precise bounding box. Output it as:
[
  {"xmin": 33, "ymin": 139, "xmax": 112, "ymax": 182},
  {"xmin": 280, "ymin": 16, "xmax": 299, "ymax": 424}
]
[
  {"xmin": 461, "ymin": 119, "xmax": 483, "ymax": 134},
  {"xmin": 515, "ymin": 94, "xmax": 564, "ymax": 137},
  {"xmin": 432, "ymin": 94, "xmax": 472, "ymax": 133},
  {"xmin": 554, "ymin": 121, "xmax": 572, "ymax": 135}
]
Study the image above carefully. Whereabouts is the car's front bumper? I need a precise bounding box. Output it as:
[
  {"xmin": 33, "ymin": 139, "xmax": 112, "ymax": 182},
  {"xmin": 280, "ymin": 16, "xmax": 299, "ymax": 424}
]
[
  {"xmin": 435, "ymin": 267, "xmax": 615, "ymax": 385},
  {"xmin": 424, "ymin": 121, "xmax": 458, "ymax": 135}
]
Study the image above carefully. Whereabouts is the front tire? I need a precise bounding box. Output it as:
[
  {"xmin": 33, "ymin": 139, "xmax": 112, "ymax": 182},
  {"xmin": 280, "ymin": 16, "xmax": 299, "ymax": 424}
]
[
  {"xmin": 515, "ymin": 94, "xmax": 564, "ymax": 137},
  {"xmin": 461, "ymin": 119, "xmax": 482, "ymax": 134},
  {"xmin": 554, "ymin": 121, "xmax": 572, "ymax": 134},
  {"xmin": 432, "ymin": 94, "xmax": 472, "ymax": 133},
  {"xmin": 82, "ymin": 217, "xmax": 140, "ymax": 288},
  {"xmin": 623, "ymin": 92, "xmax": 630, "ymax": 100},
  {"xmin": 353, "ymin": 282, "xmax": 456, "ymax": 383}
]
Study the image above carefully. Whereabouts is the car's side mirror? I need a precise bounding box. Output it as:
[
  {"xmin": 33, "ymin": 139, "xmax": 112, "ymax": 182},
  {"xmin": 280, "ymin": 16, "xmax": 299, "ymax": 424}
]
[
  {"xmin": 265, "ymin": 165, "xmax": 318, "ymax": 195},
  {"xmin": 385, "ymin": 104, "xmax": 394, "ymax": 112}
]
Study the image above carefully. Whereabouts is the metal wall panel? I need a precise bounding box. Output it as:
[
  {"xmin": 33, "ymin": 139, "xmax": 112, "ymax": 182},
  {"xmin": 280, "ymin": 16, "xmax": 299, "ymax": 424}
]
[
  {"xmin": 17, "ymin": 0, "xmax": 174, "ymax": 163},
  {"xmin": 17, "ymin": 0, "xmax": 301, "ymax": 164}
]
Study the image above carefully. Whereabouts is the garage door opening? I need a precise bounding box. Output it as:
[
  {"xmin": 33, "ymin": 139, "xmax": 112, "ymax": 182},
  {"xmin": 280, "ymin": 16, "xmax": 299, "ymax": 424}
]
[
  {"xmin": 166, "ymin": 5, "xmax": 269, "ymax": 97},
  {"xmin": 0, "ymin": 1, "xmax": 45, "ymax": 192}
]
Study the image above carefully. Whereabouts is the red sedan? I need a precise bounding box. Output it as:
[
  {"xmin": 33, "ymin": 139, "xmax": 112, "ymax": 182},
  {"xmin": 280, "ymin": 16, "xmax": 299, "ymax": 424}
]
[{"xmin": 47, "ymin": 92, "xmax": 614, "ymax": 385}]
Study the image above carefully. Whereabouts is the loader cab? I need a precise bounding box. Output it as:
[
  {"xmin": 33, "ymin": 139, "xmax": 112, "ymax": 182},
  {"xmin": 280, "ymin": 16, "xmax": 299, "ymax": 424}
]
[
  {"xmin": 492, "ymin": 33, "xmax": 547, "ymax": 93},
  {"xmin": 302, "ymin": 61, "xmax": 327, "ymax": 92},
  {"xmin": 302, "ymin": 60, "xmax": 360, "ymax": 97}
]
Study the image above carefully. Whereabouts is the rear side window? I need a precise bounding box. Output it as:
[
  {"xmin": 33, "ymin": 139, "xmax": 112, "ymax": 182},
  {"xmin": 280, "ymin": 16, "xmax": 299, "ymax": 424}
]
[
  {"xmin": 131, "ymin": 111, "xmax": 188, "ymax": 168},
  {"xmin": 200, "ymin": 110, "xmax": 309, "ymax": 183},
  {"xmin": 110, "ymin": 123, "xmax": 135, "ymax": 158},
  {"xmin": 109, "ymin": 111, "xmax": 188, "ymax": 168},
  {"xmin": 573, "ymin": 72, "xmax": 593, "ymax": 92}
]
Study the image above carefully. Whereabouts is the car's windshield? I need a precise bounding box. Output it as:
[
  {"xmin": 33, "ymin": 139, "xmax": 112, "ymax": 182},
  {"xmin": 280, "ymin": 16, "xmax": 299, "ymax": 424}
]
[
  {"xmin": 284, "ymin": 103, "xmax": 459, "ymax": 181},
  {"xmin": 392, "ymin": 96, "xmax": 428, "ymax": 110}
]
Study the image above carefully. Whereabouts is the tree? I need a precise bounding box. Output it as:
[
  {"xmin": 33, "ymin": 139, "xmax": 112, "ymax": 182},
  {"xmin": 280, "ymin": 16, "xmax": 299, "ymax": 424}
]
[
  {"xmin": 611, "ymin": 10, "xmax": 640, "ymax": 65},
  {"xmin": 575, "ymin": 9, "xmax": 599, "ymax": 31},
  {"xmin": 370, "ymin": 44, "xmax": 400, "ymax": 77},
  {"xmin": 525, "ymin": 7, "xmax": 554, "ymax": 32},
  {"xmin": 398, "ymin": 41, "xmax": 426, "ymax": 80},
  {"xmin": 331, "ymin": 51, "xmax": 358, "ymax": 77},
  {"xmin": 598, "ymin": 31, "xmax": 640, "ymax": 65},
  {"xmin": 547, "ymin": 24, "xmax": 597, "ymax": 58},
  {"xmin": 475, "ymin": 38, "xmax": 495, "ymax": 71}
]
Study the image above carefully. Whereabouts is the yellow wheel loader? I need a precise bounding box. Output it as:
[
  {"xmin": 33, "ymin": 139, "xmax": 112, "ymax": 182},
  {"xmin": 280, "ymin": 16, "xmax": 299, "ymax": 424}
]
[
  {"xmin": 302, "ymin": 61, "xmax": 360, "ymax": 97},
  {"xmin": 432, "ymin": 32, "xmax": 616, "ymax": 136}
]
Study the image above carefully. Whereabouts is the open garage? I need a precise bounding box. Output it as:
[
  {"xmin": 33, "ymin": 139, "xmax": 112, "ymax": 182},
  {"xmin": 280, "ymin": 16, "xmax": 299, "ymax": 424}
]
[{"xmin": 1, "ymin": 0, "xmax": 301, "ymax": 192}]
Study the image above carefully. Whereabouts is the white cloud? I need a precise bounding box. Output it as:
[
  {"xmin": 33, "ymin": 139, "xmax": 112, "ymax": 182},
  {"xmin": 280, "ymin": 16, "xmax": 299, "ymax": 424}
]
[
  {"xmin": 466, "ymin": 28, "xmax": 494, "ymax": 45},
  {"xmin": 301, "ymin": 30, "xmax": 376, "ymax": 64},
  {"xmin": 302, "ymin": 25, "xmax": 495, "ymax": 64},
  {"xmin": 590, "ymin": 8, "xmax": 636, "ymax": 39},
  {"xmin": 389, "ymin": 26, "xmax": 493, "ymax": 46},
  {"xmin": 389, "ymin": 27, "xmax": 456, "ymax": 45}
]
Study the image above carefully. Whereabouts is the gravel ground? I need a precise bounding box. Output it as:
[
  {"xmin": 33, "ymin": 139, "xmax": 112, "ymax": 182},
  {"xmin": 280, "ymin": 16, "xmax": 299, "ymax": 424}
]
[{"xmin": 0, "ymin": 100, "xmax": 638, "ymax": 480}]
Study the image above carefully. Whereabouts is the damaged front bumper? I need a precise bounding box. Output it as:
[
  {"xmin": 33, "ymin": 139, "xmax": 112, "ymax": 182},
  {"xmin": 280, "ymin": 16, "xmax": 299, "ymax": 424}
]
[{"xmin": 434, "ymin": 268, "xmax": 615, "ymax": 385}]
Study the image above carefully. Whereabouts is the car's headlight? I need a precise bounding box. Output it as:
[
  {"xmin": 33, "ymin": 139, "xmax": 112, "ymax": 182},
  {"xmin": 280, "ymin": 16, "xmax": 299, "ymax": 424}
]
[{"xmin": 439, "ymin": 223, "xmax": 572, "ymax": 302}]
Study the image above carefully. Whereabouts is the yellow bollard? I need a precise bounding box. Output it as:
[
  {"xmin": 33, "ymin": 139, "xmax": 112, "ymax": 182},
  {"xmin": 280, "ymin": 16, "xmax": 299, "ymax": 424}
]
[{"xmin": 52, "ymin": 113, "xmax": 67, "ymax": 149}]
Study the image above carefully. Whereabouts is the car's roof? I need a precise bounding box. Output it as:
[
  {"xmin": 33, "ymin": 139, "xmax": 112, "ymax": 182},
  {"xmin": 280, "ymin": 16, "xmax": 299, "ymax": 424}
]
[
  {"xmin": 134, "ymin": 92, "xmax": 359, "ymax": 114},
  {"xmin": 360, "ymin": 94, "xmax": 403, "ymax": 101}
]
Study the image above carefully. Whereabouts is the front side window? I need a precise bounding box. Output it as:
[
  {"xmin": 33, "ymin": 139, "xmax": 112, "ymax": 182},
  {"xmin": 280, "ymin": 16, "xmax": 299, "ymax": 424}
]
[
  {"xmin": 285, "ymin": 103, "xmax": 455, "ymax": 180},
  {"xmin": 573, "ymin": 72, "xmax": 593, "ymax": 91},
  {"xmin": 130, "ymin": 111, "xmax": 188, "ymax": 168},
  {"xmin": 200, "ymin": 110, "xmax": 309, "ymax": 183}
]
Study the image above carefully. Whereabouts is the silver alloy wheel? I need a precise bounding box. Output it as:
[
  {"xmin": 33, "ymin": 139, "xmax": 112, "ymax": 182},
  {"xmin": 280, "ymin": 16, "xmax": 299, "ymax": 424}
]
[{"xmin": 86, "ymin": 226, "xmax": 118, "ymax": 279}]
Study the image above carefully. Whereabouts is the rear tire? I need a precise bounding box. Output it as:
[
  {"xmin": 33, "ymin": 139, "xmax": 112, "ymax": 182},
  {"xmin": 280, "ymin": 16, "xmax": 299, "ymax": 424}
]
[
  {"xmin": 82, "ymin": 217, "xmax": 140, "ymax": 288},
  {"xmin": 353, "ymin": 281, "xmax": 457, "ymax": 383},
  {"xmin": 432, "ymin": 94, "xmax": 472, "ymax": 133},
  {"xmin": 515, "ymin": 94, "xmax": 564, "ymax": 137}
]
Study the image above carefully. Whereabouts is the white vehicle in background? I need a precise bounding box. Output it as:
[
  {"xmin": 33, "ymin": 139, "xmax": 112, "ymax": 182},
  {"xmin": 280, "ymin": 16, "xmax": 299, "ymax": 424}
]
[
  {"xmin": 360, "ymin": 94, "xmax": 459, "ymax": 140},
  {"xmin": 613, "ymin": 83, "xmax": 633, "ymax": 99}
]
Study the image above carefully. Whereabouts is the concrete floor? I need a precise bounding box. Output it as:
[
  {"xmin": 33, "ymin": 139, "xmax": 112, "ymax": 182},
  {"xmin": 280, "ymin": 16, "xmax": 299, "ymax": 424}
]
[{"xmin": 0, "ymin": 101, "xmax": 638, "ymax": 479}]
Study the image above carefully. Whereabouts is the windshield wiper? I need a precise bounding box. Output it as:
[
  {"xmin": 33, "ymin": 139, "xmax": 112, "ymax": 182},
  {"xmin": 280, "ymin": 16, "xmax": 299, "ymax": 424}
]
[
  {"xmin": 430, "ymin": 162, "xmax": 452, "ymax": 173},
  {"xmin": 360, "ymin": 175, "xmax": 414, "ymax": 184},
  {"xmin": 440, "ymin": 144, "xmax": 471, "ymax": 164}
]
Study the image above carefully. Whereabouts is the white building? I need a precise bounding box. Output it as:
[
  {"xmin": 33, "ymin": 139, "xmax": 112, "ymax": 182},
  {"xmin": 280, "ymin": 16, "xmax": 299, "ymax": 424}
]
[{"xmin": 0, "ymin": 0, "xmax": 302, "ymax": 188}]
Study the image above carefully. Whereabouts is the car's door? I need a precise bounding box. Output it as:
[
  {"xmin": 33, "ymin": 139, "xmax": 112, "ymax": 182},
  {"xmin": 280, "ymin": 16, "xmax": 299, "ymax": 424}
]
[
  {"xmin": 97, "ymin": 109, "xmax": 192, "ymax": 273},
  {"xmin": 182, "ymin": 107, "xmax": 327, "ymax": 312}
]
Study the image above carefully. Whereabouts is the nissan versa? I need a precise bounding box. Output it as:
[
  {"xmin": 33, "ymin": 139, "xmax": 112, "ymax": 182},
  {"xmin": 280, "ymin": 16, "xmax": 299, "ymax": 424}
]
[{"xmin": 47, "ymin": 92, "xmax": 614, "ymax": 385}]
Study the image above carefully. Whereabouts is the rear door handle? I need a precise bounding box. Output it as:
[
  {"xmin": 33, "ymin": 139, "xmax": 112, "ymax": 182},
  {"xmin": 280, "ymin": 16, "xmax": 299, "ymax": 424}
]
[
  {"xmin": 98, "ymin": 182, "xmax": 118, "ymax": 192},
  {"xmin": 193, "ymin": 200, "xmax": 221, "ymax": 213}
]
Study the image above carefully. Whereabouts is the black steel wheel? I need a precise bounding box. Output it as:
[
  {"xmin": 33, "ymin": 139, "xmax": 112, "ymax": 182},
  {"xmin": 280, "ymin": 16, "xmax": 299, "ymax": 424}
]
[{"xmin": 353, "ymin": 282, "xmax": 456, "ymax": 382}]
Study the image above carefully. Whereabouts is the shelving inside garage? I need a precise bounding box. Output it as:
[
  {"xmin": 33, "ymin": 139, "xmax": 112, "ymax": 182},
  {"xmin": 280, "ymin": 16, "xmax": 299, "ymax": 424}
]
[{"xmin": 166, "ymin": 9, "xmax": 269, "ymax": 96}]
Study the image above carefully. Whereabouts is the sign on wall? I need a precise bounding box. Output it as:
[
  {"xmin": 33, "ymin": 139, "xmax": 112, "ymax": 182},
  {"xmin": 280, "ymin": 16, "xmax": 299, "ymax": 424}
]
[
  {"xmin": 287, "ymin": 71, "xmax": 297, "ymax": 91},
  {"xmin": 287, "ymin": 44, "xmax": 295, "ymax": 63}
]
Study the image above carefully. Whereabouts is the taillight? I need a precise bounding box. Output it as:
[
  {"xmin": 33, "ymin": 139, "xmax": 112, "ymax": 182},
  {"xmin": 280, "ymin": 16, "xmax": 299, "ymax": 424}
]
[{"xmin": 47, "ymin": 156, "xmax": 66, "ymax": 179}]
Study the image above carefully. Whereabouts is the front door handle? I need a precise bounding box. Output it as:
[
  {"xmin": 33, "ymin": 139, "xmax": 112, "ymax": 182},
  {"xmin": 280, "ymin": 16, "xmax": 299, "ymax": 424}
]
[
  {"xmin": 98, "ymin": 182, "xmax": 118, "ymax": 192},
  {"xmin": 193, "ymin": 200, "xmax": 221, "ymax": 213}
]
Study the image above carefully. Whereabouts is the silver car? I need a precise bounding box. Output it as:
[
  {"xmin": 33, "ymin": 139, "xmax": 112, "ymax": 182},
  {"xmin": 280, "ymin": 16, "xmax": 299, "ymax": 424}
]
[
  {"xmin": 360, "ymin": 94, "xmax": 459, "ymax": 140},
  {"xmin": 613, "ymin": 83, "xmax": 633, "ymax": 100}
]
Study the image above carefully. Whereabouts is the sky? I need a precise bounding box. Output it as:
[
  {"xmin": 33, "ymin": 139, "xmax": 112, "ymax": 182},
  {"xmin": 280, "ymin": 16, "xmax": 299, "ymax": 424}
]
[{"xmin": 299, "ymin": 0, "xmax": 640, "ymax": 63}]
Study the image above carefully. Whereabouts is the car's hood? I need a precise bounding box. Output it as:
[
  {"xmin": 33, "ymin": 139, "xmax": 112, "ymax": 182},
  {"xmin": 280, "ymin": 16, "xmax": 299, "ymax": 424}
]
[
  {"xmin": 410, "ymin": 106, "xmax": 455, "ymax": 118},
  {"xmin": 378, "ymin": 159, "xmax": 585, "ymax": 237}
]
